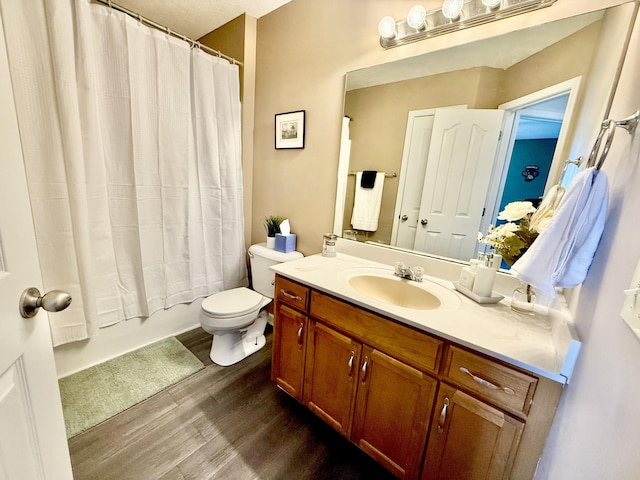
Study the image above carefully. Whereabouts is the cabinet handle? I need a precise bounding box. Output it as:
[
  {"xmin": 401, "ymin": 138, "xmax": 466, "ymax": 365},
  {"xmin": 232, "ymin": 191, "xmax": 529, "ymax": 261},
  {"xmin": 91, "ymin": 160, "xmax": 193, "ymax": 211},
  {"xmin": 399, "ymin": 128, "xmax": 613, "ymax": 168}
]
[
  {"xmin": 437, "ymin": 397, "xmax": 450, "ymax": 433},
  {"xmin": 280, "ymin": 289, "xmax": 302, "ymax": 301},
  {"xmin": 297, "ymin": 323, "xmax": 304, "ymax": 345},
  {"xmin": 459, "ymin": 367, "xmax": 516, "ymax": 395},
  {"xmin": 361, "ymin": 356, "xmax": 369, "ymax": 383},
  {"xmin": 348, "ymin": 351, "xmax": 355, "ymax": 376}
]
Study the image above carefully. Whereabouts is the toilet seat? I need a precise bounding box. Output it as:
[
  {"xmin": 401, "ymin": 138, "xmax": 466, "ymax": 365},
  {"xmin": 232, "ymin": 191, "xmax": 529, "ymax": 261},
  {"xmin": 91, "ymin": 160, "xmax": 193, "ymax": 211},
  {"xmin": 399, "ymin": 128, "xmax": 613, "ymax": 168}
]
[{"xmin": 201, "ymin": 287, "xmax": 264, "ymax": 319}]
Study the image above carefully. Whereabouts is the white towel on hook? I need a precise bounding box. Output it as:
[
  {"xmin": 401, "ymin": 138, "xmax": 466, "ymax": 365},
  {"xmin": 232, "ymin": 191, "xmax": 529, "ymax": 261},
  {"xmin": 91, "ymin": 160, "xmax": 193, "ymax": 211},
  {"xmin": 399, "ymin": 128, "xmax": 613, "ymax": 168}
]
[
  {"xmin": 510, "ymin": 167, "xmax": 608, "ymax": 295},
  {"xmin": 351, "ymin": 172, "xmax": 385, "ymax": 231}
]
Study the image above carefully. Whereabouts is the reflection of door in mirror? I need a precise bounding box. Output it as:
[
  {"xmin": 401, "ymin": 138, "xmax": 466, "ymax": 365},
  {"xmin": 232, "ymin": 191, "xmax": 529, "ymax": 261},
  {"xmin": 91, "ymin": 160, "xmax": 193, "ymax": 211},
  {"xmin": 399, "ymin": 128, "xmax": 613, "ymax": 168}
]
[
  {"xmin": 413, "ymin": 109, "xmax": 504, "ymax": 260},
  {"xmin": 392, "ymin": 108, "xmax": 503, "ymax": 261}
]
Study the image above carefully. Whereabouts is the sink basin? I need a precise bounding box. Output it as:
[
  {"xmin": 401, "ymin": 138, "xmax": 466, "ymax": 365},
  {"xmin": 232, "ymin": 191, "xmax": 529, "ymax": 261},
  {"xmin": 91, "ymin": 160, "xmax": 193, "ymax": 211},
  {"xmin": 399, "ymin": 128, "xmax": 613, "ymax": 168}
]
[{"xmin": 347, "ymin": 275, "xmax": 442, "ymax": 310}]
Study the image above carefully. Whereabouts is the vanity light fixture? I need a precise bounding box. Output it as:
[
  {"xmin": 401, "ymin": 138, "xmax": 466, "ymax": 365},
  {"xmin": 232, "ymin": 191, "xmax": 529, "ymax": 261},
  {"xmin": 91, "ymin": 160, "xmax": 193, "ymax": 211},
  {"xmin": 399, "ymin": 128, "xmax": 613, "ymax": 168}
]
[
  {"xmin": 407, "ymin": 5, "xmax": 428, "ymax": 30},
  {"xmin": 378, "ymin": 15, "xmax": 397, "ymax": 40},
  {"xmin": 442, "ymin": 0, "xmax": 464, "ymax": 20},
  {"xmin": 481, "ymin": 0, "xmax": 502, "ymax": 8},
  {"xmin": 378, "ymin": 0, "xmax": 556, "ymax": 49}
]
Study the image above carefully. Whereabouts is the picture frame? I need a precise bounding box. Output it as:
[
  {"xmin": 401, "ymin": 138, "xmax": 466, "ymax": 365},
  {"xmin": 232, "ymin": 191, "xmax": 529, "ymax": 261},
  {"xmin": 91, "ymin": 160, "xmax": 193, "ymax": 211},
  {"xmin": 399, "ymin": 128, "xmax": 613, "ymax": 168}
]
[{"xmin": 275, "ymin": 110, "xmax": 305, "ymax": 149}]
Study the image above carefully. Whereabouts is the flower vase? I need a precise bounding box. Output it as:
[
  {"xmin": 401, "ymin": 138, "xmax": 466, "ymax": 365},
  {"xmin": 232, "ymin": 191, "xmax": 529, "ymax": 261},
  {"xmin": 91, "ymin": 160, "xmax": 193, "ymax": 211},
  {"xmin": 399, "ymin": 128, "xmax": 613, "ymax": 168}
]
[
  {"xmin": 266, "ymin": 236, "xmax": 276, "ymax": 249},
  {"xmin": 511, "ymin": 282, "xmax": 536, "ymax": 313}
]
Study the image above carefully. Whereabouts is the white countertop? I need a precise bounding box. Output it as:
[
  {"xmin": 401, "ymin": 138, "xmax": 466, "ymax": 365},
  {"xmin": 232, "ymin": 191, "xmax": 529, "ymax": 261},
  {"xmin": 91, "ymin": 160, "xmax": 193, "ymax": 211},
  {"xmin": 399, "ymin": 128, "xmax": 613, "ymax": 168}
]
[{"xmin": 271, "ymin": 253, "xmax": 581, "ymax": 385}]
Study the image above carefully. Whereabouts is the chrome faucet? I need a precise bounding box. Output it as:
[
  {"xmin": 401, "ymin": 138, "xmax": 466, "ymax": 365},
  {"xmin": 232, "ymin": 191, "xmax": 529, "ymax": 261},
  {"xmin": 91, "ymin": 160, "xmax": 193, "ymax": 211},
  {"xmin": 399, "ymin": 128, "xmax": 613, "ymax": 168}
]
[{"xmin": 394, "ymin": 262, "xmax": 424, "ymax": 282}]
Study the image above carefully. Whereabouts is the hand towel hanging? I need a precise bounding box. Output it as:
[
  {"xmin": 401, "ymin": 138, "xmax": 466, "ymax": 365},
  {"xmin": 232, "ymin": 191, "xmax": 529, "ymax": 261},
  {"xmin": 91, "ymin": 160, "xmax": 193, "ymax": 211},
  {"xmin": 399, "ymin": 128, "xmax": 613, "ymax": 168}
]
[
  {"xmin": 510, "ymin": 167, "xmax": 608, "ymax": 295},
  {"xmin": 351, "ymin": 172, "xmax": 385, "ymax": 231},
  {"xmin": 360, "ymin": 170, "xmax": 377, "ymax": 189}
]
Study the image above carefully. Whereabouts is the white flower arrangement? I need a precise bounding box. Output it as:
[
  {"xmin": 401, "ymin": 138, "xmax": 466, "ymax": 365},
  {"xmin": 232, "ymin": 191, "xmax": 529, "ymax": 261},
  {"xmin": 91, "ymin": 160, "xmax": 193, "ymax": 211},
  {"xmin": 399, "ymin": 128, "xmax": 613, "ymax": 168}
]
[{"xmin": 478, "ymin": 200, "xmax": 551, "ymax": 266}]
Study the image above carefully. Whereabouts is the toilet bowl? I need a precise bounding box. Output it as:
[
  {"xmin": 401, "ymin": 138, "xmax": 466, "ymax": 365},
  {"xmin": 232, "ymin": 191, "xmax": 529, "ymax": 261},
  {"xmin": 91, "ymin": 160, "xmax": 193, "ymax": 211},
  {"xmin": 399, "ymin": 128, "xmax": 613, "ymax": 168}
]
[
  {"xmin": 199, "ymin": 243, "xmax": 303, "ymax": 366},
  {"xmin": 199, "ymin": 287, "xmax": 272, "ymax": 366}
]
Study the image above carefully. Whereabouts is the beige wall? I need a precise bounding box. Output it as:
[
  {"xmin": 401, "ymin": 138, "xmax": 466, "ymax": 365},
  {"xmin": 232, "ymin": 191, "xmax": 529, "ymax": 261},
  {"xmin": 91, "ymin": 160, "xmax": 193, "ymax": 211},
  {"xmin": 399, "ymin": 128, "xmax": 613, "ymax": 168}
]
[{"xmin": 254, "ymin": 0, "xmax": 628, "ymax": 256}]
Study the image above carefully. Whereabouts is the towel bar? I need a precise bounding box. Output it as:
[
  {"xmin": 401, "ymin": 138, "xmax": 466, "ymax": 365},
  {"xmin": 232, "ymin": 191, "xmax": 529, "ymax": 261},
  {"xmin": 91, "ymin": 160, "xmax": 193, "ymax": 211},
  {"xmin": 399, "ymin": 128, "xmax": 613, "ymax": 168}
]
[
  {"xmin": 587, "ymin": 110, "xmax": 639, "ymax": 171},
  {"xmin": 348, "ymin": 171, "xmax": 397, "ymax": 178}
]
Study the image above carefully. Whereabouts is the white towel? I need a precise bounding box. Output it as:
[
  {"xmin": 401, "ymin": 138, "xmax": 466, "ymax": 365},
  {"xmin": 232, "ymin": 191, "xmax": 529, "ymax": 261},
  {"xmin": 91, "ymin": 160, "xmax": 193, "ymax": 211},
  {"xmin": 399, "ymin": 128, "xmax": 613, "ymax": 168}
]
[
  {"xmin": 510, "ymin": 167, "xmax": 608, "ymax": 295},
  {"xmin": 351, "ymin": 171, "xmax": 385, "ymax": 231}
]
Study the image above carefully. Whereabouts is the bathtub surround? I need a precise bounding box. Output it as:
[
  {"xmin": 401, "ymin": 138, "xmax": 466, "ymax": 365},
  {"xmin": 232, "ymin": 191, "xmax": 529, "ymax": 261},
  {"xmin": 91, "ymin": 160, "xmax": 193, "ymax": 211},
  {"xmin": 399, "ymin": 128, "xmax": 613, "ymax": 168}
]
[
  {"xmin": 59, "ymin": 336, "xmax": 204, "ymax": 439},
  {"xmin": 1, "ymin": 0, "xmax": 245, "ymax": 346}
]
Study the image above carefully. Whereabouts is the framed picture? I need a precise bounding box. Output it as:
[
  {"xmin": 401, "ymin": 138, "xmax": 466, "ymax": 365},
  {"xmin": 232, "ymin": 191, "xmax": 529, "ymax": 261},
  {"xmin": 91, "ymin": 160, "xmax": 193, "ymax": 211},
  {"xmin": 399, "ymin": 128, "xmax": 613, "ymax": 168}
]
[{"xmin": 275, "ymin": 110, "xmax": 305, "ymax": 149}]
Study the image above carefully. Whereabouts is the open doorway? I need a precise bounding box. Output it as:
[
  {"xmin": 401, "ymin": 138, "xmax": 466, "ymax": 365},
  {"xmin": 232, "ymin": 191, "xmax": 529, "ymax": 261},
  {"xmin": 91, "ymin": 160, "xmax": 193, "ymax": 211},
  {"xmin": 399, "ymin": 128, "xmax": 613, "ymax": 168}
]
[
  {"xmin": 497, "ymin": 94, "xmax": 568, "ymax": 213},
  {"xmin": 481, "ymin": 77, "xmax": 582, "ymax": 242}
]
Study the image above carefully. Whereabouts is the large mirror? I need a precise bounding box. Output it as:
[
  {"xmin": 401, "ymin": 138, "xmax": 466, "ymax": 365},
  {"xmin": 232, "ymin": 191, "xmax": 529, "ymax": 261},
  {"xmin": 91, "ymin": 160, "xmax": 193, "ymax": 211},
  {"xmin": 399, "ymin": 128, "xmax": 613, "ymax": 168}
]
[{"xmin": 334, "ymin": 6, "xmax": 628, "ymax": 264}]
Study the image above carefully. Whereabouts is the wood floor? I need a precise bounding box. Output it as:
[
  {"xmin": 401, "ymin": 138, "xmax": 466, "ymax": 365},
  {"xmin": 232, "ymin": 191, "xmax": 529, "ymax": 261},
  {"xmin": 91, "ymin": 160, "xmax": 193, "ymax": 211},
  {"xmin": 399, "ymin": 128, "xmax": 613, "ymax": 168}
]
[{"xmin": 68, "ymin": 327, "xmax": 397, "ymax": 480}]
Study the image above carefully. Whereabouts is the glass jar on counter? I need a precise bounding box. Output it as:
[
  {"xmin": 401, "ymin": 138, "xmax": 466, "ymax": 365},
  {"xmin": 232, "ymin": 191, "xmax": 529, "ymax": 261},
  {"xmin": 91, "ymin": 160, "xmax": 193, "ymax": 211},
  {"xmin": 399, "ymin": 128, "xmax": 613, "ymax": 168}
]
[{"xmin": 322, "ymin": 233, "xmax": 337, "ymax": 257}]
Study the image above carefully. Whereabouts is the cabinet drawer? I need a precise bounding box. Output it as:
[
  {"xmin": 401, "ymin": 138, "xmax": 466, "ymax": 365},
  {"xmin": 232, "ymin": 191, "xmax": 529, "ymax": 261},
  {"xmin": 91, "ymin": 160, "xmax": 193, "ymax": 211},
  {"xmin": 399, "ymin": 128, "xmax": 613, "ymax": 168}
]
[
  {"xmin": 443, "ymin": 346, "xmax": 537, "ymax": 416},
  {"xmin": 276, "ymin": 276, "xmax": 310, "ymax": 312},
  {"xmin": 310, "ymin": 291, "xmax": 443, "ymax": 373}
]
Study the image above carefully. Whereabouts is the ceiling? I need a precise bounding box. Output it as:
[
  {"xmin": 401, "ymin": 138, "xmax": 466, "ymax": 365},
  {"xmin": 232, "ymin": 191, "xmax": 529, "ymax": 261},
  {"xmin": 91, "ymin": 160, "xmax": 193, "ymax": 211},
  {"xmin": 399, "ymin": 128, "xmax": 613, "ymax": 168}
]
[{"xmin": 111, "ymin": 0, "xmax": 291, "ymax": 40}]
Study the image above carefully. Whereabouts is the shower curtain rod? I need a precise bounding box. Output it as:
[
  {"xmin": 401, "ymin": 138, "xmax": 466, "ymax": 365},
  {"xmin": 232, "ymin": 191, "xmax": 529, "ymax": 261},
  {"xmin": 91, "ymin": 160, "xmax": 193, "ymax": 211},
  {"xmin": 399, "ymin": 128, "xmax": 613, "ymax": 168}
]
[{"xmin": 94, "ymin": 0, "xmax": 244, "ymax": 66}]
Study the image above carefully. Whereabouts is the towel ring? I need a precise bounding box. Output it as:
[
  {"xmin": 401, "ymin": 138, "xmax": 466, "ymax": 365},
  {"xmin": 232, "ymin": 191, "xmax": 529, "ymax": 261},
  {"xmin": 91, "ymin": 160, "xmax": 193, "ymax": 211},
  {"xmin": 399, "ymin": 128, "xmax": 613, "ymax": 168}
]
[{"xmin": 587, "ymin": 120, "xmax": 616, "ymax": 171}]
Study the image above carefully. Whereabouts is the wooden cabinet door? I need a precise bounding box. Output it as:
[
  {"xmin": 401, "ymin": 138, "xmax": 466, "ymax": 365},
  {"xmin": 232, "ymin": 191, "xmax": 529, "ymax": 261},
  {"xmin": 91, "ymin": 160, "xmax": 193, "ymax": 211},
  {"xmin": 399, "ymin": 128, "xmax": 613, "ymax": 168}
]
[
  {"xmin": 271, "ymin": 303, "xmax": 308, "ymax": 400},
  {"xmin": 352, "ymin": 346, "xmax": 437, "ymax": 480},
  {"xmin": 422, "ymin": 383, "xmax": 524, "ymax": 480},
  {"xmin": 303, "ymin": 321, "xmax": 362, "ymax": 437}
]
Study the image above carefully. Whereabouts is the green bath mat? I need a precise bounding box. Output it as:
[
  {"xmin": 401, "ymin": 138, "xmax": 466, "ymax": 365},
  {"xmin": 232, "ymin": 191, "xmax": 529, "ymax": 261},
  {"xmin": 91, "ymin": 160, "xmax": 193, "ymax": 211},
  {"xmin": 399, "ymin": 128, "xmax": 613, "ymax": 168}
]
[{"xmin": 59, "ymin": 336, "xmax": 204, "ymax": 439}]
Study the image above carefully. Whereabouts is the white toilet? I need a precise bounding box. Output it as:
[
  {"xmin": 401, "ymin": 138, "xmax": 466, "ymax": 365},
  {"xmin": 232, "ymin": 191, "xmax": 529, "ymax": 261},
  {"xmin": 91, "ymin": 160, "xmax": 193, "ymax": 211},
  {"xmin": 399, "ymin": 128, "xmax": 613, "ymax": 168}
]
[{"xmin": 199, "ymin": 243, "xmax": 303, "ymax": 366}]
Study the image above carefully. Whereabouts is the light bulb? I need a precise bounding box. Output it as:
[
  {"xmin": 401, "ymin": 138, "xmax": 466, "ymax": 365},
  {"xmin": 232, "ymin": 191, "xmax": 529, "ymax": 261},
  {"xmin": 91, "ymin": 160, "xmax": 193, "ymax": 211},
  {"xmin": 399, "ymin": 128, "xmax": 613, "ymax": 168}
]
[
  {"xmin": 407, "ymin": 5, "xmax": 427, "ymax": 30},
  {"xmin": 378, "ymin": 16, "xmax": 397, "ymax": 39},
  {"xmin": 441, "ymin": 0, "xmax": 464, "ymax": 20},
  {"xmin": 481, "ymin": 0, "xmax": 502, "ymax": 8}
]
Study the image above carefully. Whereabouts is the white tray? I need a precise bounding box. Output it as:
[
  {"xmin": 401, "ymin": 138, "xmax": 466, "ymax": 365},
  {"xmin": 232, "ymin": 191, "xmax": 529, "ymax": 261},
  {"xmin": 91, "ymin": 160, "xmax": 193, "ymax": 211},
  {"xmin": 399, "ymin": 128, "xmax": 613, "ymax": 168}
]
[{"xmin": 453, "ymin": 281, "xmax": 504, "ymax": 304}]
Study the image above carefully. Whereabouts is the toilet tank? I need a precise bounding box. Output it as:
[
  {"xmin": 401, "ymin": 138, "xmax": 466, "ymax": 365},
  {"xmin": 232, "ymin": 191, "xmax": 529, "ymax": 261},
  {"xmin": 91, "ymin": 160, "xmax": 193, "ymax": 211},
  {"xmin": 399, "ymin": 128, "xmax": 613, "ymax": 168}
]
[{"xmin": 248, "ymin": 243, "xmax": 303, "ymax": 299}]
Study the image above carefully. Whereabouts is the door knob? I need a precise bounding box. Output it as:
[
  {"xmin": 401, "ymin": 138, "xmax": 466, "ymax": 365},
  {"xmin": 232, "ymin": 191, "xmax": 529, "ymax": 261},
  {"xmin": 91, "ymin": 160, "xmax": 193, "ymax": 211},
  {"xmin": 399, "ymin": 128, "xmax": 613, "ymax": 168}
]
[
  {"xmin": 19, "ymin": 287, "xmax": 72, "ymax": 318},
  {"xmin": 401, "ymin": 214, "xmax": 408, "ymax": 221},
  {"xmin": 421, "ymin": 218, "xmax": 428, "ymax": 226}
]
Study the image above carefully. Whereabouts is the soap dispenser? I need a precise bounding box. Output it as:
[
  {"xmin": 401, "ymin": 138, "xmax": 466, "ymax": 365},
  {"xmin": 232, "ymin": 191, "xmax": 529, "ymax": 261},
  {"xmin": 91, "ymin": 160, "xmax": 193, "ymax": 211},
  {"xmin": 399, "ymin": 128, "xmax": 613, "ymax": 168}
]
[
  {"xmin": 472, "ymin": 254, "xmax": 496, "ymax": 298},
  {"xmin": 458, "ymin": 259, "xmax": 480, "ymax": 290}
]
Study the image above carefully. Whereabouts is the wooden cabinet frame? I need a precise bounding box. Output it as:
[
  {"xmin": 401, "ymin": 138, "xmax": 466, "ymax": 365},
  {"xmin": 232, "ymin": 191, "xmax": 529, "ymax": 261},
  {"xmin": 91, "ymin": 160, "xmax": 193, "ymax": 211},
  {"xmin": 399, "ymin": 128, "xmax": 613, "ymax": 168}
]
[{"xmin": 271, "ymin": 275, "xmax": 565, "ymax": 480}]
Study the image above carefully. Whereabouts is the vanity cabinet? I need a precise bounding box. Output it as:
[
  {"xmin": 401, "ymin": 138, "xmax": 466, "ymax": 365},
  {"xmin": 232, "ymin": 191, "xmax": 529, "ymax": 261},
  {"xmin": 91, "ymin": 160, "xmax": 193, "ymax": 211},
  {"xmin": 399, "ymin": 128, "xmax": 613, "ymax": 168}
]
[
  {"xmin": 303, "ymin": 320, "xmax": 362, "ymax": 437},
  {"xmin": 351, "ymin": 345, "xmax": 437, "ymax": 479},
  {"xmin": 302, "ymin": 318, "xmax": 437, "ymax": 479},
  {"xmin": 422, "ymin": 382, "xmax": 525, "ymax": 480},
  {"xmin": 271, "ymin": 277, "xmax": 311, "ymax": 400},
  {"xmin": 271, "ymin": 274, "xmax": 564, "ymax": 480}
]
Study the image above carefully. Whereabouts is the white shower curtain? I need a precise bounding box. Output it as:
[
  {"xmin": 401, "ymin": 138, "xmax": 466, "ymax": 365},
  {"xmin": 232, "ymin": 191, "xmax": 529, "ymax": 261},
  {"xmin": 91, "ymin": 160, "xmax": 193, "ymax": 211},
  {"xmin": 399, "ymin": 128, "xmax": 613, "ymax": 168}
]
[{"xmin": 0, "ymin": 0, "xmax": 246, "ymax": 345}]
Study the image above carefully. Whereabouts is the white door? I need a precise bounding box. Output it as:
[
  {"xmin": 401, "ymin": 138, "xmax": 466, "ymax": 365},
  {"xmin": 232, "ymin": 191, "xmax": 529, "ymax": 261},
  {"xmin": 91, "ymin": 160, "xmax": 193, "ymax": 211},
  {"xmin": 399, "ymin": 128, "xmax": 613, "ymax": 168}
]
[
  {"xmin": 413, "ymin": 109, "xmax": 504, "ymax": 260},
  {"xmin": 392, "ymin": 111, "xmax": 436, "ymax": 249},
  {"xmin": 0, "ymin": 14, "xmax": 73, "ymax": 480}
]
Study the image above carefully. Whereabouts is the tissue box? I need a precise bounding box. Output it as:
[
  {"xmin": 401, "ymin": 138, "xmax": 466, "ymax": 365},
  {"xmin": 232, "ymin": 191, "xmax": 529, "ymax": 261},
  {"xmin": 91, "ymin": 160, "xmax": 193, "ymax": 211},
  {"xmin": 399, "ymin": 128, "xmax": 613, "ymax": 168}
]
[{"xmin": 275, "ymin": 233, "xmax": 296, "ymax": 253}]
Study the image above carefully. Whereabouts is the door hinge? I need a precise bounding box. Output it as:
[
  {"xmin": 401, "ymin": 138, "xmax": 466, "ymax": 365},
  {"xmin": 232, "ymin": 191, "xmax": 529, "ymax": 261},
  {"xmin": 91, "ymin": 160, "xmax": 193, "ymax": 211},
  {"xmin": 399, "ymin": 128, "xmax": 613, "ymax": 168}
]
[
  {"xmin": 482, "ymin": 207, "xmax": 485, "ymax": 217},
  {"xmin": 498, "ymin": 130, "xmax": 503, "ymax": 141}
]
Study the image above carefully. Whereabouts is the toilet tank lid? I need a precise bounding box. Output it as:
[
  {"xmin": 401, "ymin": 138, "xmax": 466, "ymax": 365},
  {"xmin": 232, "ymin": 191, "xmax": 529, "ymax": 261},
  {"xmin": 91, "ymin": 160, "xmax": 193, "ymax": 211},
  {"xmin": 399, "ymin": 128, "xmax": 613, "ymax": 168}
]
[
  {"xmin": 201, "ymin": 287, "xmax": 264, "ymax": 318},
  {"xmin": 249, "ymin": 243, "xmax": 303, "ymax": 262}
]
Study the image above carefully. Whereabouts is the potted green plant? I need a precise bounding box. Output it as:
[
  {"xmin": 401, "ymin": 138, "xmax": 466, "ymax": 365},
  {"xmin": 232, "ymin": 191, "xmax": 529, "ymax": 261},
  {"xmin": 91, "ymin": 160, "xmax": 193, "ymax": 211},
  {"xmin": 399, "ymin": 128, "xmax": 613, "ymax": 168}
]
[{"xmin": 264, "ymin": 215, "xmax": 284, "ymax": 248}]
